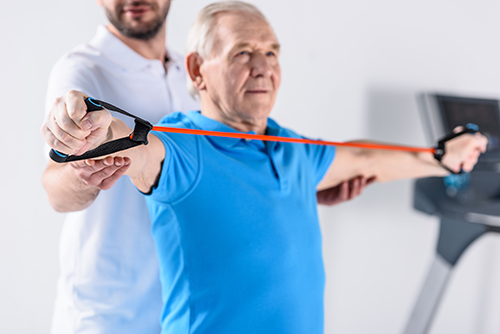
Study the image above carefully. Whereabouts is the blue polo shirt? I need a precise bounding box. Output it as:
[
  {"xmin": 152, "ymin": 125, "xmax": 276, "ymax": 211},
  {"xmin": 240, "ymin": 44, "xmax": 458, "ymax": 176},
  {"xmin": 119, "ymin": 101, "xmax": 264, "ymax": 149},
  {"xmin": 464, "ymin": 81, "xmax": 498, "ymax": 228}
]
[{"xmin": 146, "ymin": 111, "xmax": 335, "ymax": 334}]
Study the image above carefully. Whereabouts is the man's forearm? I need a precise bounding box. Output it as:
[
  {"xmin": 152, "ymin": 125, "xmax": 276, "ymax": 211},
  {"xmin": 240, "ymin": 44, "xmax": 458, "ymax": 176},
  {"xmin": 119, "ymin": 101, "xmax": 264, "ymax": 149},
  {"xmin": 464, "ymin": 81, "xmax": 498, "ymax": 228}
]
[
  {"xmin": 42, "ymin": 161, "xmax": 100, "ymax": 212},
  {"xmin": 368, "ymin": 149, "xmax": 448, "ymax": 182},
  {"xmin": 318, "ymin": 146, "xmax": 448, "ymax": 190}
]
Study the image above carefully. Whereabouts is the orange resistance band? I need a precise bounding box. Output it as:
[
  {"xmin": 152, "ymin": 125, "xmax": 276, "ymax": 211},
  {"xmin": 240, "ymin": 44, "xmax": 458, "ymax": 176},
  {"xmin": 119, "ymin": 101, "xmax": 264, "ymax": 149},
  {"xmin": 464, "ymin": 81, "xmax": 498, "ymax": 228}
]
[{"xmin": 151, "ymin": 126, "xmax": 436, "ymax": 154}]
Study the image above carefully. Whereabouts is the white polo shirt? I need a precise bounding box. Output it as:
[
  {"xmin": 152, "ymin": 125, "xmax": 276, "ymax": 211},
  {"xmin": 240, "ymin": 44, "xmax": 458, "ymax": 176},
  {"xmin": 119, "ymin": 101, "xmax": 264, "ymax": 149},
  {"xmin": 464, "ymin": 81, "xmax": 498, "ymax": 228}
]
[{"xmin": 45, "ymin": 25, "xmax": 200, "ymax": 334}]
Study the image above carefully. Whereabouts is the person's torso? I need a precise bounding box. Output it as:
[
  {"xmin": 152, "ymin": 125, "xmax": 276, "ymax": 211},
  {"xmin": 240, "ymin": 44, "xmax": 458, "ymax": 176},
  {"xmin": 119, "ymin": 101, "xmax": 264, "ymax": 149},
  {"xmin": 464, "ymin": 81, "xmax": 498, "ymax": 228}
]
[
  {"xmin": 146, "ymin": 112, "xmax": 334, "ymax": 334},
  {"xmin": 49, "ymin": 26, "xmax": 200, "ymax": 334}
]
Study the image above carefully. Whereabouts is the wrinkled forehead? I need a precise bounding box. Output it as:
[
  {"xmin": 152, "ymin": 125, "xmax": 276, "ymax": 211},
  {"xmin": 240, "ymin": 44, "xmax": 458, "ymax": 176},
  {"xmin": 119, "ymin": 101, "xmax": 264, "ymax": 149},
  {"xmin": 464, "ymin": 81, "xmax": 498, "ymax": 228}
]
[{"xmin": 210, "ymin": 11, "xmax": 279, "ymax": 57}]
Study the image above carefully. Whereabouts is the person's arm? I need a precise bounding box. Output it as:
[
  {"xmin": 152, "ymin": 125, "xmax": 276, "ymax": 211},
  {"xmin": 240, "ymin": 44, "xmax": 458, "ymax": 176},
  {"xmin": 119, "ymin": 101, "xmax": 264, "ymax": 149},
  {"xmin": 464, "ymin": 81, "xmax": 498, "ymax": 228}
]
[
  {"xmin": 41, "ymin": 58, "xmax": 134, "ymax": 212},
  {"xmin": 42, "ymin": 157, "xmax": 130, "ymax": 212},
  {"xmin": 317, "ymin": 135, "xmax": 487, "ymax": 191},
  {"xmin": 317, "ymin": 175, "xmax": 376, "ymax": 205},
  {"xmin": 99, "ymin": 118, "xmax": 165, "ymax": 193},
  {"xmin": 41, "ymin": 90, "xmax": 165, "ymax": 195},
  {"xmin": 41, "ymin": 89, "xmax": 133, "ymax": 211}
]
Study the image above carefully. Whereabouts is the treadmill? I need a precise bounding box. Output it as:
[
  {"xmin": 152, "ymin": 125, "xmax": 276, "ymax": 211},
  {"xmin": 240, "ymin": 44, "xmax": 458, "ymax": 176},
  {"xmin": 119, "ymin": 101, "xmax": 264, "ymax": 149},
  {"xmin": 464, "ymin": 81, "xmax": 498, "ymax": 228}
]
[{"xmin": 403, "ymin": 93, "xmax": 500, "ymax": 334}]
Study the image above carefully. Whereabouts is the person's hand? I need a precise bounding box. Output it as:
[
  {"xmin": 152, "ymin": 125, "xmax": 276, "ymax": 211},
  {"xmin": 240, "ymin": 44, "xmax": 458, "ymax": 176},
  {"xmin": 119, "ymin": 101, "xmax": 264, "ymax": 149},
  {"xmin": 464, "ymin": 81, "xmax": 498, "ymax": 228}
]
[
  {"xmin": 41, "ymin": 90, "xmax": 112, "ymax": 156},
  {"xmin": 70, "ymin": 156, "xmax": 131, "ymax": 190},
  {"xmin": 441, "ymin": 131, "xmax": 488, "ymax": 173},
  {"xmin": 317, "ymin": 175, "xmax": 376, "ymax": 206}
]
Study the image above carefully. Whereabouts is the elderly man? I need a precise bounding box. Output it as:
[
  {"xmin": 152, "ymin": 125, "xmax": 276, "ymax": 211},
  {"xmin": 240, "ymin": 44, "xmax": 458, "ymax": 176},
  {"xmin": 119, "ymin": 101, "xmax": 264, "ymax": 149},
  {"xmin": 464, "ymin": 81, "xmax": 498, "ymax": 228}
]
[
  {"xmin": 42, "ymin": 0, "xmax": 368, "ymax": 331},
  {"xmin": 43, "ymin": 1, "xmax": 487, "ymax": 333}
]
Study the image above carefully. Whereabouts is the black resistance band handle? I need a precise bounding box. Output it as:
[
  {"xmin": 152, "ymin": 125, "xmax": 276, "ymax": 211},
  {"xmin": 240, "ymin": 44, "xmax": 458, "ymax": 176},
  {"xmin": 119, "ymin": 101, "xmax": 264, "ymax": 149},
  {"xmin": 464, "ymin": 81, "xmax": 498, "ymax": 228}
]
[
  {"xmin": 433, "ymin": 123, "xmax": 479, "ymax": 174},
  {"xmin": 49, "ymin": 97, "xmax": 153, "ymax": 163}
]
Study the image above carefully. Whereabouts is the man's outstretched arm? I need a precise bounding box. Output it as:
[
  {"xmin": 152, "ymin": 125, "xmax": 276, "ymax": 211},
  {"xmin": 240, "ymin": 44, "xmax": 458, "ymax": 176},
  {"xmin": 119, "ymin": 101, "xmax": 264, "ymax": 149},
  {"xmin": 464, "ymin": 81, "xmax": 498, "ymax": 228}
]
[
  {"xmin": 41, "ymin": 91, "xmax": 133, "ymax": 212},
  {"xmin": 41, "ymin": 91, "xmax": 164, "ymax": 210},
  {"xmin": 317, "ymin": 134, "xmax": 487, "ymax": 191}
]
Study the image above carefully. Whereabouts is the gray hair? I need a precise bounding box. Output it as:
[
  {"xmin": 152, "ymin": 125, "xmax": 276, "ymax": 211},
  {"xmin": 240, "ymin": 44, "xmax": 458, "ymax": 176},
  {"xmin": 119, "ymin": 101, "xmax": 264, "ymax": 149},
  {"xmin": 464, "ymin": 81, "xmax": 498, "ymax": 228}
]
[{"xmin": 186, "ymin": 1, "xmax": 269, "ymax": 98}]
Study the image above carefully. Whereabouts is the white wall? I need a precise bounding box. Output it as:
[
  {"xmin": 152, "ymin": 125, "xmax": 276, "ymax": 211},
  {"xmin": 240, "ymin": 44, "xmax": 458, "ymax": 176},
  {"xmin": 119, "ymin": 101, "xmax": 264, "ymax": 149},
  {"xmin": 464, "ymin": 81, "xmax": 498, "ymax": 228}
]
[{"xmin": 2, "ymin": 0, "xmax": 500, "ymax": 333}]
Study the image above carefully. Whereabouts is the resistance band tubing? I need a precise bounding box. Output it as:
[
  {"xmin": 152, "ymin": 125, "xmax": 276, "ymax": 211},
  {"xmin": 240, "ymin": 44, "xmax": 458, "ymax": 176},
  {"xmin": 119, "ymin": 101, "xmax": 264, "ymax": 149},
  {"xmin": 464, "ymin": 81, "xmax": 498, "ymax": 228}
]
[{"xmin": 151, "ymin": 126, "xmax": 436, "ymax": 154}]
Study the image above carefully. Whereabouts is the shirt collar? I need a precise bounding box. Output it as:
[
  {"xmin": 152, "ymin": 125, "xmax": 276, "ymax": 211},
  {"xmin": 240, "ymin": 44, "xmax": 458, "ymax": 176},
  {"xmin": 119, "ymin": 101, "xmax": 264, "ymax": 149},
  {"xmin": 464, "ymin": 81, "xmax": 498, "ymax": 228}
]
[
  {"xmin": 89, "ymin": 25, "xmax": 182, "ymax": 73},
  {"xmin": 186, "ymin": 111, "xmax": 282, "ymax": 148}
]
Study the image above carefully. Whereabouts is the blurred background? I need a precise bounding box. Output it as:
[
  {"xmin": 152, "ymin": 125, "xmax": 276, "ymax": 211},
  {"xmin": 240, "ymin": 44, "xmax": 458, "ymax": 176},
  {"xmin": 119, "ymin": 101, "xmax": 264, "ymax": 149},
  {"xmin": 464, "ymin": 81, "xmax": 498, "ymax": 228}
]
[{"xmin": 3, "ymin": 0, "xmax": 500, "ymax": 333}]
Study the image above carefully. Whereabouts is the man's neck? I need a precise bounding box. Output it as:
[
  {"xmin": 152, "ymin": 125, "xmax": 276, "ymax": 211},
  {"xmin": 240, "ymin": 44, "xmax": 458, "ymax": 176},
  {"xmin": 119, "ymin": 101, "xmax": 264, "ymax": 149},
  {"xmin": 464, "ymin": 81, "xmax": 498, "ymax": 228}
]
[
  {"xmin": 106, "ymin": 23, "xmax": 167, "ymax": 62},
  {"xmin": 200, "ymin": 103, "xmax": 268, "ymax": 135}
]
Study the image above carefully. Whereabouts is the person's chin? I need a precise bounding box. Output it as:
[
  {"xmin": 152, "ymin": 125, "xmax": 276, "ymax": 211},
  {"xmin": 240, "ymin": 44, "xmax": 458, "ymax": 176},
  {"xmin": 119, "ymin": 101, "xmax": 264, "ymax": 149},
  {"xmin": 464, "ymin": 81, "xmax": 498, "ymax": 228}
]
[
  {"xmin": 245, "ymin": 92, "xmax": 272, "ymax": 102},
  {"xmin": 122, "ymin": 10, "xmax": 155, "ymax": 24}
]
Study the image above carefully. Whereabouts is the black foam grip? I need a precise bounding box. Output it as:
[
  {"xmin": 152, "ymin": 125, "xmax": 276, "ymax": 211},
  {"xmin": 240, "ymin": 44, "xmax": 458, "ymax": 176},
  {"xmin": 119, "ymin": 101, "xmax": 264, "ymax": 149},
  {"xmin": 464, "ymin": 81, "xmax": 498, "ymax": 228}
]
[
  {"xmin": 85, "ymin": 97, "xmax": 104, "ymax": 112},
  {"xmin": 50, "ymin": 138, "xmax": 142, "ymax": 163}
]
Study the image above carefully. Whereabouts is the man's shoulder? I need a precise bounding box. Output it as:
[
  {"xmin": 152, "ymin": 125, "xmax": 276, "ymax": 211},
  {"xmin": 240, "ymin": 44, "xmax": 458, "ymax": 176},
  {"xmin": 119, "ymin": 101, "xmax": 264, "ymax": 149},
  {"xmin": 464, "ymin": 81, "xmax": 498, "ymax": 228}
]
[
  {"xmin": 51, "ymin": 42, "xmax": 104, "ymax": 73},
  {"xmin": 157, "ymin": 112, "xmax": 193, "ymax": 128},
  {"xmin": 46, "ymin": 42, "xmax": 108, "ymax": 103},
  {"xmin": 152, "ymin": 112, "xmax": 200, "ymax": 164},
  {"xmin": 267, "ymin": 118, "xmax": 301, "ymax": 139}
]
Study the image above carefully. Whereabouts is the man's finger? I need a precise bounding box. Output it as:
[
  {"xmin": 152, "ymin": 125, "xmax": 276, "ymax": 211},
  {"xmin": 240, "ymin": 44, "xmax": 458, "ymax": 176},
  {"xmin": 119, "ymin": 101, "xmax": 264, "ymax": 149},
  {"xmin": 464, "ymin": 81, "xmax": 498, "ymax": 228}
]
[
  {"xmin": 65, "ymin": 90, "xmax": 89, "ymax": 125},
  {"xmin": 70, "ymin": 159, "xmax": 96, "ymax": 168},
  {"xmin": 73, "ymin": 109, "xmax": 113, "ymax": 156},
  {"xmin": 348, "ymin": 177, "xmax": 360, "ymax": 199},
  {"xmin": 43, "ymin": 109, "xmax": 89, "ymax": 152},
  {"xmin": 70, "ymin": 156, "xmax": 116, "ymax": 177},
  {"xmin": 338, "ymin": 181, "xmax": 349, "ymax": 202},
  {"xmin": 366, "ymin": 176, "xmax": 377, "ymax": 185},
  {"xmin": 476, "ymin": 133, "xmax": 488, "ymax": 153},
  {"xmin": 53, "ymin": 94, "xmax": 90, "ymax": 139},
  {"xmin": 80, "ymin": 108, "xmax": 112, "ymax": 132},
  {"xmin": 99, "ymin": 163, "xmax": 131, "ymax": 190},
  {"xmin": 86, "ymin": 158, "xmax": 130, "ymax": 188},
  {"xmin": 45, "ymin": 126, "xmax": 85, "ymax": 155}
]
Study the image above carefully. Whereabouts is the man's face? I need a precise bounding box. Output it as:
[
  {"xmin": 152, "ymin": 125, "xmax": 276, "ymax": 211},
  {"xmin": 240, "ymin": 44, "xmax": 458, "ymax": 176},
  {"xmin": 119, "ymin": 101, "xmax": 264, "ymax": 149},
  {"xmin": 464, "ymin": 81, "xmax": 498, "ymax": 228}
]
[
  {"xmin": 200, "ymin": 12, "xmax": 281, "ymax": 126},
  {"xmin": 98, "ymin": 0, "xmax": 171, "ymax": 40}
]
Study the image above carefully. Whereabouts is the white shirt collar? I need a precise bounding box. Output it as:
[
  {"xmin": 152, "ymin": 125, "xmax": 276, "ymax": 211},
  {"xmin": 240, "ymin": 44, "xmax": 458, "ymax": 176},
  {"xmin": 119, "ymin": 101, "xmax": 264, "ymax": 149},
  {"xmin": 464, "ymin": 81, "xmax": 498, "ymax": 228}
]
[{"xmin": 89, "ymin": 25, "xmax": 183, "ymax": 73}]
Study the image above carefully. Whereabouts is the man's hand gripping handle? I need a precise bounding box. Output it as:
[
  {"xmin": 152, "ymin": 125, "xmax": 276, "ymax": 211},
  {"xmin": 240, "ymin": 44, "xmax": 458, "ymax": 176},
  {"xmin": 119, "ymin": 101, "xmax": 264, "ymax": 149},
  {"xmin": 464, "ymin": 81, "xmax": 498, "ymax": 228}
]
[{"xmin": 49, "ymin": 97, "xmax": 153, "ymax": 163}]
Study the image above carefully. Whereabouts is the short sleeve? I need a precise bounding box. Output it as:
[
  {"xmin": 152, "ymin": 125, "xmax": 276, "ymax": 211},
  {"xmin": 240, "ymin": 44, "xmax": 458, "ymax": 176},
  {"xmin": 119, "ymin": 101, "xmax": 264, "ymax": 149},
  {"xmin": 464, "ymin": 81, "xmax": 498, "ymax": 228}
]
[
  {"xmin": 147, "ymin": 113, "xmax": 200, "ymax": 204},
  {"xmin": 303, "ymin": 138, "xmax": 336, "ymax": 186},
  {"xmin": 267, "ymin": 121, "xmax": 336, "ymax": 187}
]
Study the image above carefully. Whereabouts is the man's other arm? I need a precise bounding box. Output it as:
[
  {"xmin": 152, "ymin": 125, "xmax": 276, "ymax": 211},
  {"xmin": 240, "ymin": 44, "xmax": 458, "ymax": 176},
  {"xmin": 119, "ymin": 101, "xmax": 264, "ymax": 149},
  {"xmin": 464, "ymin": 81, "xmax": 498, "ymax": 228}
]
[
  {"xmin": 316, "ymin": 175, "xmax": 376, "ymax": 205},
  {"xmin": 317, "ymin": 135, "xmax": 487, "ymax": 191}
]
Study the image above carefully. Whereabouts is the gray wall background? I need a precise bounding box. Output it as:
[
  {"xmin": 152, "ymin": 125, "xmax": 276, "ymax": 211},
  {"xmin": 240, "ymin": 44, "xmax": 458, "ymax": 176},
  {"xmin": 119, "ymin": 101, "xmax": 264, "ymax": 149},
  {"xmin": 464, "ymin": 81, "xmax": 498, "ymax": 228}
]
[{"xmin": 3, "ymin": 0, "xmax": 500, "ymax": 333}]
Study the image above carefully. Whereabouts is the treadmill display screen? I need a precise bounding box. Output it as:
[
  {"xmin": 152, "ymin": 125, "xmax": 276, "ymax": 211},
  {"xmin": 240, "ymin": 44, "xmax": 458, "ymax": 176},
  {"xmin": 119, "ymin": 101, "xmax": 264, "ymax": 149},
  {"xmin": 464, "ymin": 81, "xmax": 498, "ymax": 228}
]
[{"xmin": 437, "ymin": 95, "xmax": 500, "ymax": 151}]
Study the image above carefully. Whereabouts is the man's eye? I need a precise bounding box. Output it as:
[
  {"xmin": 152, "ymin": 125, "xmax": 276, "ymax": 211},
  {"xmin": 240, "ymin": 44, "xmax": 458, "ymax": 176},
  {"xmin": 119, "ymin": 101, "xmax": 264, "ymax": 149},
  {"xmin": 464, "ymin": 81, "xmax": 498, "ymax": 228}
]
[
  {"xmin": 266, "ymin": 51, "xmax": 275, "ymax": 57},
  {"xmin": 239, "ymin": 51, "xmax": 250, "ymax": 56}
]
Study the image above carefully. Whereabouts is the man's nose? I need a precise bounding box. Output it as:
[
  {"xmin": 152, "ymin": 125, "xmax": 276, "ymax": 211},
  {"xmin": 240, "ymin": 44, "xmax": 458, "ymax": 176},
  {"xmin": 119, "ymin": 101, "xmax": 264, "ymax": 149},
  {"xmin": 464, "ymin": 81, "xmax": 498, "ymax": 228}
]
[{"xmin": 250, "ymin": 53, "xmax": 273, "ymax": 78}]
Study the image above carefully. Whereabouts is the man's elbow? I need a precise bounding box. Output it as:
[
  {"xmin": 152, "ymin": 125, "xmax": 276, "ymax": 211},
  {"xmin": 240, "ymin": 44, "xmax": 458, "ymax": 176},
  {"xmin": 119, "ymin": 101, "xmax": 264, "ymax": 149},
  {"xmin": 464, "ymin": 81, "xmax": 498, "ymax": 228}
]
[
  {"xmin": 41, "ymin": 170, "xmax": 94, "ymax": 213},
  {"xmin": 43, "ymin": 189, "xmax": 94, "ymax": 213},
  {"xmin": 47, "ymin": 197, "xmax": 72, "ymax": 213},
  {"xmin": 42, "ymin": 179, "xmax": 70, "ymax": 212}
]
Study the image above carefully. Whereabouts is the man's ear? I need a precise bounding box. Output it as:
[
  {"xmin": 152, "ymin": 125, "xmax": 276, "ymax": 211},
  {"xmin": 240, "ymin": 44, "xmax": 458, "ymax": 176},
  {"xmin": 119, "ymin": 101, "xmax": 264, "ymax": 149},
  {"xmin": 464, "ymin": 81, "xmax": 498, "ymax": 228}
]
[{"xmin": 186, "ymin": 53, "xmax": 205, "ymax": 91}]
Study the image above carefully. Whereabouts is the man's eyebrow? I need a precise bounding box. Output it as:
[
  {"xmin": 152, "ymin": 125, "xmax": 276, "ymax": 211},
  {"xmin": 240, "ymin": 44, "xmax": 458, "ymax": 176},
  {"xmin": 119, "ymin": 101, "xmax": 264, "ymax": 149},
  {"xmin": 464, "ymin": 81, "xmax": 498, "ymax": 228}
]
[
  {"xmin": 270, "ymin": 43, "xmax": 281, "ymax": 52},
  {"xmin": 232, "ymin": 42, "xmax": 251, "ymax": 50},
  {"xmin": 231, "ymin": 42, "xmax": 281, "ymax": 52}
]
